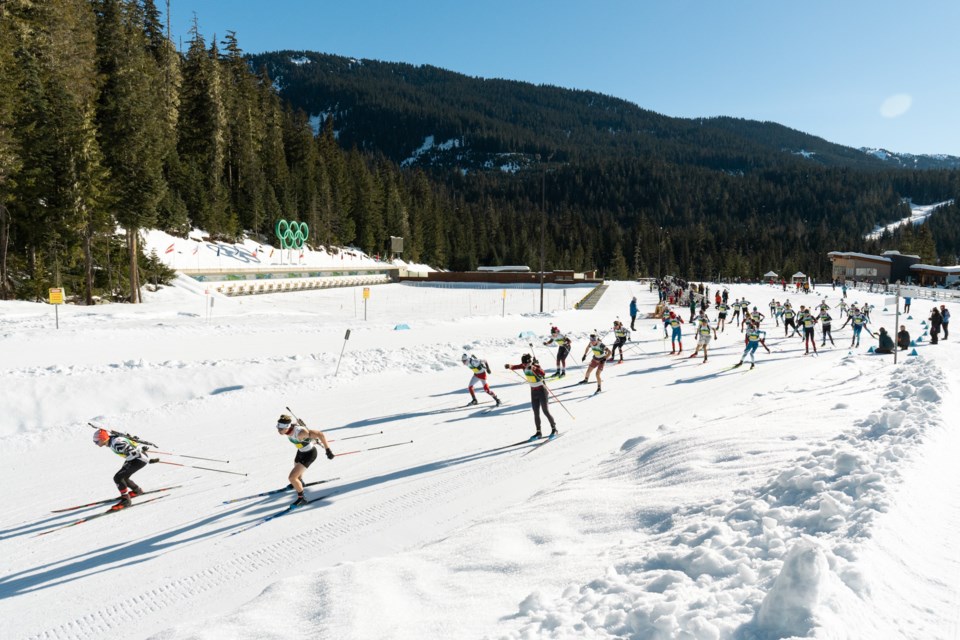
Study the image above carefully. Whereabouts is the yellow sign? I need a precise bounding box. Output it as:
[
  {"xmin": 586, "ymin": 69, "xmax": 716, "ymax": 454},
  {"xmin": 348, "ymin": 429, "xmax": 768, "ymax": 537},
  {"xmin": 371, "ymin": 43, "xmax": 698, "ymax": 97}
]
[
  {"xmin": 49, "ymin": 288, "xmax": 65, "ymax": 305},
  {"xmin": 502, "ymin": 289, "xmax": 507, "ymax": 299},
  {"xmin": 362, "ymin": 287, "xmax": 370, "ymax": 300}
]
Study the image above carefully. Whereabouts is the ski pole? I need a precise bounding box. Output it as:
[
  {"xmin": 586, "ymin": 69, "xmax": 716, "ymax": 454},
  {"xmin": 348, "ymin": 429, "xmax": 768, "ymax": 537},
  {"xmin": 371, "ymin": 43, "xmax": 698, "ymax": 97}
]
[
  {"xmin": 329, "ymin": 430, "xmax": 383, "ymax": 442},
  {"xmin": 334, "ymin": 328, "xmax": 351, "ymax": 376},
  {"xmin": 149, "ymin": 451, "xmax": 231, "ymax": 463},
  {"xmin": 542, "ymin": 380, "xmax": 575, "ymax": 420},
  {"xmin": 336, "ymin": 440, "xmax": 413, "ymax": 456},
  {"xmin": 156, "ymin": 460, "xmax": 248, "ymax": 476}
]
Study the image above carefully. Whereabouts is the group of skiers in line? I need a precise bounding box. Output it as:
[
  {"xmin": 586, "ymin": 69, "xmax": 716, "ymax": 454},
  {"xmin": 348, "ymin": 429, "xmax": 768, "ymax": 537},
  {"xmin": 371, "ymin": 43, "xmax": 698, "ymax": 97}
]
[
  {"xmin": 88, "ymin": 286, "xmax": 952, "ymax": 509},
  {"xmin": 460, "ymin": 320, "xmax": 635, "ymax": 440}
]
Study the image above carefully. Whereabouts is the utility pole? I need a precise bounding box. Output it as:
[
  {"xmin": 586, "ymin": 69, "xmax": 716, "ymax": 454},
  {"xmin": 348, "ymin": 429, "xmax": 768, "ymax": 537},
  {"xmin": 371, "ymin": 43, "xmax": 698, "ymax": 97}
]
[{"xmin": 539, "ymin": 167, "xmax": 546, "ymax": 312}]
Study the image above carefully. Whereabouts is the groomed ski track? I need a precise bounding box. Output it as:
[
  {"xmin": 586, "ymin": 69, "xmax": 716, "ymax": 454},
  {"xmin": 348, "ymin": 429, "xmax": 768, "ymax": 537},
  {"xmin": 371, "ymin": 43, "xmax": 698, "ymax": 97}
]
[{"xmin": 0, "ymin": 281, "xmax": 956, "ymax": 639}]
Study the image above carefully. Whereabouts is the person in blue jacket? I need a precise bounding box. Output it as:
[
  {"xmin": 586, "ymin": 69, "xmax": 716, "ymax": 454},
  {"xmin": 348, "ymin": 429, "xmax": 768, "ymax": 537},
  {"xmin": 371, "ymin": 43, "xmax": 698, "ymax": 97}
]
[{"xmin": 629, "ymin": 296, "xmax": 638, "ymax": 331}]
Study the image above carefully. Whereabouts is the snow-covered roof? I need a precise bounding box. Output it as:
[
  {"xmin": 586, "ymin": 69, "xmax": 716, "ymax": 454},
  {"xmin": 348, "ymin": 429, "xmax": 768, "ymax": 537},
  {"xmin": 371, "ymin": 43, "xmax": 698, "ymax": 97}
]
[
  {"xmin": 828, "ymin": 251, "xmax": 892, "ymax": 264},
  {"xmin": 910, "ymin": 264, "xmax": 960, "ymax": 274}
]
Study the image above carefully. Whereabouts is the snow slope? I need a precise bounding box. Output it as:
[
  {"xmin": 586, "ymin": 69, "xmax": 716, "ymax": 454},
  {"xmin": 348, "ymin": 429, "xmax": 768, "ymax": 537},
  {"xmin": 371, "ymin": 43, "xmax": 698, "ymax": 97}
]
[
  {"xmin": 1, "ymin": 281, "xmax": 957, "ymax": 640},
  {"xmin": 865, "ymin": 200, "xmax": 954, "ymax": 240}
]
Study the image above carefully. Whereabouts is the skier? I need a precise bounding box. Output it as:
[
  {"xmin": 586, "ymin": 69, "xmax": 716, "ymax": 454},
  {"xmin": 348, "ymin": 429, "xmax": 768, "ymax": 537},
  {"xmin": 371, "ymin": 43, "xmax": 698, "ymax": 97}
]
[
  {"xmin": 661, "ymin": 306, "xmax": 672, "ymax": 338},
  {"xmin": 505, "ymin": 354, "xmax": 557, "ymax": 439},
  {"xmin": 667, "ymin": 312, "xmax": 685, "ymax": 354},
  {"xmin": 733, "ymin": 322, "xmax": 770, "ymax": 369},
  {"xmin": 92, "ymin": 425, "xmax": 160, "ymax": 504},
  {"xmin": 773, "ymin": 300, "xmax": 783, "ymax": 326},
  {"xmin": 579, "ymin": 333, "xmax": 612, "ymax": 394},
  {"xmin": 609, "ymin": 320, "xmax": 630, "ymax": 363},
  {"xmin": 730, "ymin": 298, "xmax": 742, "ymax": 325},
  {"xmin": 461, "ymin": 353, "xmax": 502, "ymax": 405},
  {"xmin": 688, "ymin": 317, "xmax": 718, "ymax": 362},
  {"xmin": 275, "ymin": 414, "xmax": 335, "ymax": 506},
  {"xmin": 797, "ymin": 306, "xmax": 819, "ymax": 354},
  {"xmin": 543, "ymin": 327, "xmax": 572, "ymax": 378},
  {"xmin": 768, "ymin": 299, "xmax": 777, "ymax": 323},
  {"xmin": 842, "ymin": 309, "xmax": 874, "ymax": 347},
  {"xmin": 629, "ymin": 297, "xmax": 638, "ymax": 331},
  {"xmin": 819, "ymin": 307, "xmax": 835, "ymax": 346},
  {"xmin": 782, "ymin": 302, "xmax": 800, "ymax": 337},
  {"xmin": 715, "ymin": 300, "xmax": 729, "ymax": 332},
  {"xmin": 743, "ymin": 306, "xmax": 765, "ymax": 331}
]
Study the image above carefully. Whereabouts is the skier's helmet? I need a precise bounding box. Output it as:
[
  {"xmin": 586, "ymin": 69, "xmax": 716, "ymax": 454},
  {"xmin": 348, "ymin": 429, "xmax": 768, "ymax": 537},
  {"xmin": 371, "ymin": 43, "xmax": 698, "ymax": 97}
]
[
  {"xmin": 589, "ymin": 333, "xmax": 598, "ymax": 342},
  {"xmin": 521, "ymin": 353, "xmax": 532, "ymax": 364},
  {"xmin": 276, "ymin": 414, "xmax": 293, "ymax": 431},
  {"xmin": 93, "ymin": 428, "xmax": 110, "ymax": 446},
  {"xmin": 550, "ymin": 326, "xmax": 559, "ymax": 335},
  {"xmin": 461, "ymin": 353, "xmax": 469, "ymax": 363}
]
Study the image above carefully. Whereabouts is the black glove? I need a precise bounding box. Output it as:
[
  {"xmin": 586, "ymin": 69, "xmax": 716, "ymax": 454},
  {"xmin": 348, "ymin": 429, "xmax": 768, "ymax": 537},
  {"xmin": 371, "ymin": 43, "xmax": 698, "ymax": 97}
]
[
  {"xmin": 142, "ymin": 446, "xmax": 149, "ymax": 453},
  {"xmin": 149, "ymin": 458, "xmax": 159, "ymax": 464},
  {"xmin": 325, "ymin": 448, "xmax": 335, "ymax": 460},
  {"xmin": 581, "ymin": 355, "xmax": 586, "ymax": 361},
  {"xmin": 504, "ymin": 364, "xmax": 510, "ymax": 369},
  {"xmin": 484, "ymin": 363, "xmax": 491, "ymax": 374}
]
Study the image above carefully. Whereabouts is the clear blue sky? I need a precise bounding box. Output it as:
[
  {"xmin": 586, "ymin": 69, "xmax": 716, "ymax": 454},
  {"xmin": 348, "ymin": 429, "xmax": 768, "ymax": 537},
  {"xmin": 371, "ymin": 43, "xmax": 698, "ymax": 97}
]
[{"xmin": 166, "ymin": 0, "xmax": 960, "ymax": 155}]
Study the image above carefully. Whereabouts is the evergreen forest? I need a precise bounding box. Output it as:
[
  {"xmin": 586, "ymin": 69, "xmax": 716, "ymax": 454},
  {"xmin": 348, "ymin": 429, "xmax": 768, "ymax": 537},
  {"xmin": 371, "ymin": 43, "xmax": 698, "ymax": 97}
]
[{"xmin": 2, "ymin": 3, "xmax": 959, "ymax": 304}]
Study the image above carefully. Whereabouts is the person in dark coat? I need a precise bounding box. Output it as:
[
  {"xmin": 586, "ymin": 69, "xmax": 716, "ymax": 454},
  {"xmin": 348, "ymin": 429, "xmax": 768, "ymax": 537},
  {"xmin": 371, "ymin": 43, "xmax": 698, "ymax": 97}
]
[
  {"xmin": 929, "ymin": 308, "xmax": 942, "ymax": 344},
  {"xmin": 896, "ymin": 325, "xmax": 911, "ymax": 351},
  {"xmin": 875, "ymin": 327, "xmax": 894, "ymax": 354}
]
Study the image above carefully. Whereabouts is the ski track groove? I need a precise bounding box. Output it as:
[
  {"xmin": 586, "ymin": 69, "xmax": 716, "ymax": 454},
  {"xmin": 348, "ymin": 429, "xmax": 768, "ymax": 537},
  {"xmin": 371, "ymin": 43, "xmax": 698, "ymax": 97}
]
[{"xmin": 26, "ymin": 434, "xmax": 538, "ymax": 640}]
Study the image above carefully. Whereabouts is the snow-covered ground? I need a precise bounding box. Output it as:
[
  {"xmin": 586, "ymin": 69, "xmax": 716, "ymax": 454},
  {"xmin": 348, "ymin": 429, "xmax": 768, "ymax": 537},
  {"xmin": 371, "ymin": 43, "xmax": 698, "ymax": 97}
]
[
  {"xmin": 1, "ymin": 280, "xmax": 958, "ymax": 640},
  {"xmin": 865, "ymin": 200, "xmax": 954, "ymax": 240}
]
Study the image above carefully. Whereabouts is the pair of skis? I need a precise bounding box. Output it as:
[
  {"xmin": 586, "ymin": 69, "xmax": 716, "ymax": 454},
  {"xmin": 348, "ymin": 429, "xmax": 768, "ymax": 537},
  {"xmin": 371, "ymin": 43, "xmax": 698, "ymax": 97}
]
[{"xmin": 37, "ymin": 486, "xmax": 182, "ymax": 536}]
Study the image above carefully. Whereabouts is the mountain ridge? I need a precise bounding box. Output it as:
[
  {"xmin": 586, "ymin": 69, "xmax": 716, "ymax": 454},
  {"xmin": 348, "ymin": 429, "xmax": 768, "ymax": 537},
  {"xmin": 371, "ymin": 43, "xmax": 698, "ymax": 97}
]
[{"xmin": 249, "ymin": 50, "xmax": 960, "ymax": 173}]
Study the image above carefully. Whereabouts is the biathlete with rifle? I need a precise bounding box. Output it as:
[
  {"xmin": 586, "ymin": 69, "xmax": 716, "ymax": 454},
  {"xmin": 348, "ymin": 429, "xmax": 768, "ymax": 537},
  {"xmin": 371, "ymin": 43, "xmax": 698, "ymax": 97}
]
[
  {"xmin": 461, "ymin": 354, "xmax": 502, "ymax": 405},
  {"xmin": 91, "ymin": 420, "xmax": 160, "ymax": 505},
  {"xmin": 275, "ymin": 414, "xmax": 335, "ymax": 506},
  {"xmin": 543, "ymin": 326, "xmax": 572, "ymax": 378},
  {"xmin": 505, "ymin": 354, "xmax": 557, "ymax": 440}
]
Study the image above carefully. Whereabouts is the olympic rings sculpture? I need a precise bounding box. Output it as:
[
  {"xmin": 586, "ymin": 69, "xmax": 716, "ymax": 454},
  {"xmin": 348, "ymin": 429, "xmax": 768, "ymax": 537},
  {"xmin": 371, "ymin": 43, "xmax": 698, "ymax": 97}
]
[{"xmin": 275, "ymin": 219, "xmax": 309, "ymax": 249}]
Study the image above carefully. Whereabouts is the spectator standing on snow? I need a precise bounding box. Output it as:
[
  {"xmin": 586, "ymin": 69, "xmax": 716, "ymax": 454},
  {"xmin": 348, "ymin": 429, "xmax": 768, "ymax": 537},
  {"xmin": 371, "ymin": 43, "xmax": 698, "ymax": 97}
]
[
  {"xmin": 929, "ymin": 307, "xmax": 942, "ymax": 344},
  {"xmin": 629, "ymin": 296, "xmax": 638, "ymax": 331},
  {"xmin": 940, "ymin": 305, "xmax": 950, "ymax": 339},
  {"xmin": 903, "ymin": 296, "xmax": 911, "ymax": 313}
]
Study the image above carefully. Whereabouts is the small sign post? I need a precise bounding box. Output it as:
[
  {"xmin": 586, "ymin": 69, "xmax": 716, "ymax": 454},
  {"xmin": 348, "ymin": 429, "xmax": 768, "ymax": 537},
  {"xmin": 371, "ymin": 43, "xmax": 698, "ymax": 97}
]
[
  {"xmin": 49, "ymin": 287, "xmax": 64, "ymax": 329},
  {"xmin": 362, "ymin": 287, "xmax": 370, "ymax": 321},
  {"xmin": 502, "ymin": 289, "xmax": 506, "ymax": 317}
]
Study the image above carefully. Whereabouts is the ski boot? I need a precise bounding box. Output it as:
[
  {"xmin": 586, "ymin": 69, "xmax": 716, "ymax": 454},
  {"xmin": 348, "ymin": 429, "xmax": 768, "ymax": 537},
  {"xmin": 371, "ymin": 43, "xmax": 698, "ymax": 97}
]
[
  {"xmin": 529, "ymin": 430, "xmax": 543, "ymax": 442},
  {"xmin": 467, "ymin": 398, "xmax": 479, "ymax": 406},
  {"xmin": 494, "ymin": 396, "xmax": 502, "ymax": 406}
]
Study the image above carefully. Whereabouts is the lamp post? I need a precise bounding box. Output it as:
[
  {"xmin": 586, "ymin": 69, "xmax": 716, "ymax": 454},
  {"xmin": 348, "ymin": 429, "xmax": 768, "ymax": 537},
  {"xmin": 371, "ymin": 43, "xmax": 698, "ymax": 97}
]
[{"xmin": 657, "ymin": 226, "xmax": 666, "ymax": 278}]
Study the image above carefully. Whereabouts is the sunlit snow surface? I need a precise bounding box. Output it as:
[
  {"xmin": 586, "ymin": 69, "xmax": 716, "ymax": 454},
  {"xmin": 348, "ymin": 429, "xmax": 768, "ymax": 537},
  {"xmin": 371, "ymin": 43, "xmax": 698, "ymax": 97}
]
[{"xmin": 1, "ymin": 278, "xmax": 958, "ymax": 640}]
